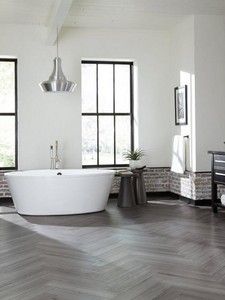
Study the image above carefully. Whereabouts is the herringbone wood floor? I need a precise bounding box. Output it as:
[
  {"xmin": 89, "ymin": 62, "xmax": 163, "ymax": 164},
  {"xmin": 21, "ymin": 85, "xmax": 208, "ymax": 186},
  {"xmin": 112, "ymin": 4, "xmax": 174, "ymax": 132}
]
[{"xmin": 0, "ymin": 198, "xmax": 225, "ymax": 299}]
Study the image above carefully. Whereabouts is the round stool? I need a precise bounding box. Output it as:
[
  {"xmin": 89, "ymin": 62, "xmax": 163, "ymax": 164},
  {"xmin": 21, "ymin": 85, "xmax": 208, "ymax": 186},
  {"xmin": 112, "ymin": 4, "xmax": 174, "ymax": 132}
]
[{"xmin": 117, "ymin": 172, "xmax": 136, "ymax": 208}]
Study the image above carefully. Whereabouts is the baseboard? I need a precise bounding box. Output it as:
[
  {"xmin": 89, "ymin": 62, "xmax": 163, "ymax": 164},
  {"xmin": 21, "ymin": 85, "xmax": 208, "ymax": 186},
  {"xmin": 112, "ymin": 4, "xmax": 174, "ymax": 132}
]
[
  {"xmin": 110, "ymin": 192, "xmax": 212, "ymax": 207},
  {"xmin": 109, "ymin": 191, "xmax": 179, "ymax": 199},
  {"xmin": 179, "ymin": 196, "xmax": 212, "ymax": 206},
  {"xmin": 147, "ymin": 191, "xmax": 179, "ymax": 199},
  {"xmin": 0, "ymin": 197, "xmax": 13, "ymax": 204},
  {"xmin": 109, "ymin": 193, "xmax": 118, "ymax": 198},
  {"xmin": 194, "ymin": 199, "xmax": 212, "ymax": 206},
  {"xmin": 1, "ymin": 194, "xmax": 212, "ymax": 207}
]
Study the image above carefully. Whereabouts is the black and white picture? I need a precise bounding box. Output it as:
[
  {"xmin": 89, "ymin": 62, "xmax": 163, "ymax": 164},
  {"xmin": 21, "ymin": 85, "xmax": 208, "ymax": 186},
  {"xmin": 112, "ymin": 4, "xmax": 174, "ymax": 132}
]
[{"xmin": 174, "ymin": 85, "xmax": 188, "ymax": 125}]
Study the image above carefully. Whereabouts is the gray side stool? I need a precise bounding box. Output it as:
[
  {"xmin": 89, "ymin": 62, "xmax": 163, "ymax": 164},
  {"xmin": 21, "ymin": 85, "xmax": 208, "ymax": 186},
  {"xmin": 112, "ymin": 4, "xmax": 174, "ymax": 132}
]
[
  {"xmin": 132, "ymin": 167, "xmax": 147, "ymax": 204},
  {"xmin": 117, "ymin": 173, "xmax": 136, "ymax": 208}
]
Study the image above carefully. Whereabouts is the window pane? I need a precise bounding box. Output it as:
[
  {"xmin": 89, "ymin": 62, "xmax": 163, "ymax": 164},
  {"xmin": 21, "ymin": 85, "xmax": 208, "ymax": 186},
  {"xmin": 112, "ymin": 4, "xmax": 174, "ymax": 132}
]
[
  {"xmin": 115, "ymin": 65, "xmax": 130, "ymax": 113},
  {"xmin": 82, "ymin": 116, "xmax": 97, "ymax": 165},
  {"xmin": 98, "ymin": 64, "xmax": 113, "ymax": 112},
  {"xmin": 0, "ymin": 116, "xmax": 15, "ymax": 168},
  {"xmin": 82, "ymin": 64, "xmax": 96, "ymax": 113},
  {"xmin": 99, "ymin": 116, "xmax": 114, "ymax": 165},
  {"xmin": 0, "ymin": 62, "xmax": 15, "ymax": 113},
  {"xmin": 116, "ymin": 116, "xmax": 131, "ymax": 164}
]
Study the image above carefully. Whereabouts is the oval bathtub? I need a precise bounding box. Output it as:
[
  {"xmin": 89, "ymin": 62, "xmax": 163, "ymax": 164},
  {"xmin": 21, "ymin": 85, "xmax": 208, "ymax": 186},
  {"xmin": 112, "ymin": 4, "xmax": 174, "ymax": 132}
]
[{"xmin": 5, "ymin": 169, "xmax": 115, "ymax": 216}]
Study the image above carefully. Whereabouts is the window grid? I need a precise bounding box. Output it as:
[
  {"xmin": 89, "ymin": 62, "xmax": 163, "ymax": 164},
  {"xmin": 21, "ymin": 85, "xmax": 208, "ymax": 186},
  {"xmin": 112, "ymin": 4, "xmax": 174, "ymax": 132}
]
[
  {"xmin": 0, "ymin": 58, "xmax": 18, "ymax": 170},
  {"xmin": 82, "ymin": 60, "xmax": 134, "ymax": 168}
]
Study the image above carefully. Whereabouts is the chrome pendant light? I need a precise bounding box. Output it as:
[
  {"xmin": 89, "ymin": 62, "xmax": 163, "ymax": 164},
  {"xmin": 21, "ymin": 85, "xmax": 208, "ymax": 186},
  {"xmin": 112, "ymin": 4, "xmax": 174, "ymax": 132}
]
[{"xmin": 39, "ymin": 28, "xmax": 76, "ymax": 93}]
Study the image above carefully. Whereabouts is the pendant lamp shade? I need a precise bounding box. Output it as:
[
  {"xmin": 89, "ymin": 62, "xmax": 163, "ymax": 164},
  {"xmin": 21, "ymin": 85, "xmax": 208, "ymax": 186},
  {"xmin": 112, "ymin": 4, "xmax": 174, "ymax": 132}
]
[
  {"xmin": 39, "ymin": 28, "xmax": 76, "ymax": 93},
  {"xmin": 39, "ymin": 57, "xmax": 76, "ymax": 93}
]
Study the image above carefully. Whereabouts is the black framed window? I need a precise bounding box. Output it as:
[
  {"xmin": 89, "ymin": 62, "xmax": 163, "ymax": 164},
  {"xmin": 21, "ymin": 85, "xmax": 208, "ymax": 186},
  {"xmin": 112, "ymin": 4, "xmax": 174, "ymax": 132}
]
[
  {"xmin": 0, "ymin": 59, "xmax": 17, "ymax": 170},
  {"xmin": 82, "ymin": 60, "xmax": 134, "ymax": 167}
]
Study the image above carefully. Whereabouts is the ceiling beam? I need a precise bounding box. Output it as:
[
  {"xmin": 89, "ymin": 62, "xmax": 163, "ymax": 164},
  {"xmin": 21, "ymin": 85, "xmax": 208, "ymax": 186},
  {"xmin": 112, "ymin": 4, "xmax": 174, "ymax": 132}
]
[{"xmin": 46, "ymin": 0, "xmax": 73, "ymax": 45}]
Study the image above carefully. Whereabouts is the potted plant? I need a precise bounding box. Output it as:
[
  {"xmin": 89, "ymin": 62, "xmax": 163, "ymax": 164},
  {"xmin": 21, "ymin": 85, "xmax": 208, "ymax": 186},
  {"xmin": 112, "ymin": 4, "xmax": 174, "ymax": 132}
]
[{"xmin": 123, "ymin": 149, "xmax": 145, "ymax": 169}]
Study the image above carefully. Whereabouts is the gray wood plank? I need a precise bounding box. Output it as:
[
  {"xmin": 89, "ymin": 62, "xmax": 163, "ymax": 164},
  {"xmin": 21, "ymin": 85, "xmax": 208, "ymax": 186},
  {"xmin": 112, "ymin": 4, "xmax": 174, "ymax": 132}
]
[{"xmin": 0, "ymin": 198, "xmax": 225, "ymax": 299}]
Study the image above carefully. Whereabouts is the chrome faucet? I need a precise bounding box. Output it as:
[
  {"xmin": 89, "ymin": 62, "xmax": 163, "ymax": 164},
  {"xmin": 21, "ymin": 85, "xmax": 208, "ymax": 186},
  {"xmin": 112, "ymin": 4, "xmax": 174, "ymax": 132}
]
[
  {"xmin": 55, "ymin": 140, "xmax": 61, "ymax": 169},
  {"xmin": 50, "ymin": 140, "xmax": 61, "ymax": 169}
]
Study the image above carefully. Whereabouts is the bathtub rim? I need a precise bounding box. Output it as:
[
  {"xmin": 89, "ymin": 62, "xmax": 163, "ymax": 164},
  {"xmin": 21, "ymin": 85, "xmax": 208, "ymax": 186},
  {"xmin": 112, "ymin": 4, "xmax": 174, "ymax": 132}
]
[{"xmin": 5, "ymin": 169, "xmax": 115, "ymax": 178}]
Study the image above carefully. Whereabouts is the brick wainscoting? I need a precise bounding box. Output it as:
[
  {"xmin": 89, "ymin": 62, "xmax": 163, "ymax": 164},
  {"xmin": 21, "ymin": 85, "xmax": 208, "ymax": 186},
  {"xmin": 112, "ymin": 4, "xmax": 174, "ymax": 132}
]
[
  {"xmin": 1, "ymin": 168, "xmax": 224, "ymax": 202},
  {"xmin": 112, "ymin": 168, "xmax": 225, "ymax": 201},
  {"xmin": 170, "ymin": 171, "xmax": 212, "ymax": 200},
  {"xmin": 0, "ymin": 171, "xmax": 11, "ymax": 198},
  {"xmin": 170, "ymin": 171, "xmax": 225, "ymax": 200},
  {"xmin": 111, "ymin": 167, "xmax": 170, "ymax": 194}
]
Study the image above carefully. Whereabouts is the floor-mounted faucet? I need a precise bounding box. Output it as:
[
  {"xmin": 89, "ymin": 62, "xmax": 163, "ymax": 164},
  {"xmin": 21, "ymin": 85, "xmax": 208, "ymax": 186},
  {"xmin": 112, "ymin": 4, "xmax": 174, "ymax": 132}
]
[{"xmin": 50, "ymin": 140, "xmax": 61, "ymax": 169}]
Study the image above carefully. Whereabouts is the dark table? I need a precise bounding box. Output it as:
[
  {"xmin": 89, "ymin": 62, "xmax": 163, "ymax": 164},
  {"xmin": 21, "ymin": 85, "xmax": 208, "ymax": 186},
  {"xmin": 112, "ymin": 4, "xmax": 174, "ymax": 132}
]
[{"xmin": 116, "ymin": 166, "xmax": 147, "ymax": 207}]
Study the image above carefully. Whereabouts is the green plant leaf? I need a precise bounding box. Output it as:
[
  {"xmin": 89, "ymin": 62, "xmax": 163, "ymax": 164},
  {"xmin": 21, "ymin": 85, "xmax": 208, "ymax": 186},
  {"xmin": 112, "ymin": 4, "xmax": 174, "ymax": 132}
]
[{"xmin": 122, "ymin": 149, "xmax": 145, "ymax": 160}]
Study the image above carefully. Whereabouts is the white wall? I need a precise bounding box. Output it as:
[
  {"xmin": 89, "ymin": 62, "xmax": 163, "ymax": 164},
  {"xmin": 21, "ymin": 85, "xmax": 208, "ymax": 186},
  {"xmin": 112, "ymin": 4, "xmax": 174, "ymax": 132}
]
[
  {"xmin": 61, "ymin": 28, "xmax": 173, "ymax": 167},
  {"xmin": 0, "ymin": 25, "xmax": 173, "ymax": 169},
  {"xmin": 195, "ymin": 15, "xmax": 225, "ymax": 171},
  {"xmin": 170, "ymin": 16, "xmax": 195, "ymax": 171},
  {"xmin": 170, "ymin": 14, "xmax": 225, "ymax": 172},
  {"xmin": 0, "ymin": 25, "xmax": 81, "ymax": 170},
  {"xmin": 2, "ymin": 18, "xmax": 224, "ymax": 172}
]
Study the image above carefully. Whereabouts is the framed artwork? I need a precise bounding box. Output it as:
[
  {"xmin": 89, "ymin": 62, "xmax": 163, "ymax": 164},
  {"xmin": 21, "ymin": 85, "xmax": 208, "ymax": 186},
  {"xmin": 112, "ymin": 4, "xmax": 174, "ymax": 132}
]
[{"xmin": 174, "ymin": 85, "xmax": 188, "ymax": 125}]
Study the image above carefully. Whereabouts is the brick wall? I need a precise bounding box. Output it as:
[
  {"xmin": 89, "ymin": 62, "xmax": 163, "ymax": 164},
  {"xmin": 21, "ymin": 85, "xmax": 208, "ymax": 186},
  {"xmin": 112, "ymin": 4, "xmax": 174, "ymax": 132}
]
[
  {"xmin": 0, "ymin": 171, "xmax": 11, "ymax": 198},
  {"xmin": 111, "ymin": 167, "xmax": 170, "ymax": 194},
  {"xmin": 112, "ymin": 168, "xmax": 225, "ymax": 201},
  {"xmin": 170, "ymin": 171, "xmax": 195, "ymax": 199},
  {"xmin": 1, "ymin": 168, "xmax": 224, "ymax": 201},
  {"xmin": 170, "ymin": 171, "xmax": 225, "ymax": 200},
  {"xmin": 170, "ymin": 171, "xmax": 213, "ymax": 200},
  {"xmin": 0, "ymin": 168, "xmax": 171, "ymax": 197}
]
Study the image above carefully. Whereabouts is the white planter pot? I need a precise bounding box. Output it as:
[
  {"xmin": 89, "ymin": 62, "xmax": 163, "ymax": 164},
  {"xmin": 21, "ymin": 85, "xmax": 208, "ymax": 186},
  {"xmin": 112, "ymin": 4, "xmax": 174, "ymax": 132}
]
[{"xmin": 129, "ymin": 160, "xmax": 143, "ymax": 170}]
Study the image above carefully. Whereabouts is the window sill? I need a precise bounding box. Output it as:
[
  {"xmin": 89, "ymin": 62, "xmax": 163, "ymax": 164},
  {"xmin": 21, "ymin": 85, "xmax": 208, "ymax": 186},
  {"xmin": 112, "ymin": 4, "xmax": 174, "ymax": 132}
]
[{"xmin": 0, "ymin": 168, "xmax": 17, "ymax": 173}]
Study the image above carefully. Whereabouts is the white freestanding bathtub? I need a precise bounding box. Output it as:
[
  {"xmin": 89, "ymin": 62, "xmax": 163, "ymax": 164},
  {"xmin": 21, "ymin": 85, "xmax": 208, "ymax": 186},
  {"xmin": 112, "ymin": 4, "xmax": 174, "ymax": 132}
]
[{"xmin": 5, "ymin": 169, "xmax": 115, "ymax": 216}]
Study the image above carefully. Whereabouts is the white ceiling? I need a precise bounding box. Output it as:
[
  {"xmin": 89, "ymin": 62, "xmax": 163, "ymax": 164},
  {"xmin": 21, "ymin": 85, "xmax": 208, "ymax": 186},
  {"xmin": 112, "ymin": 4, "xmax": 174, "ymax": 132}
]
[
  {"xmin": 66, "ymin": 0, "xmax": 225, "ymax": 29},
  {"xmin": 0, "ymin": 0, "xmax": 55, "ymax": 25},
  {"xmin": 0, "ymin": 0, "xmax": 225, "ymax": 29}
]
